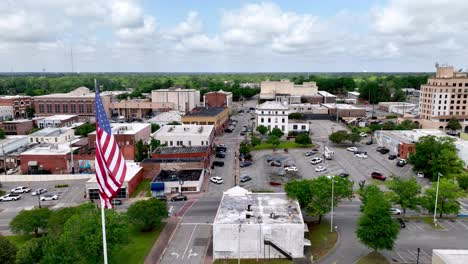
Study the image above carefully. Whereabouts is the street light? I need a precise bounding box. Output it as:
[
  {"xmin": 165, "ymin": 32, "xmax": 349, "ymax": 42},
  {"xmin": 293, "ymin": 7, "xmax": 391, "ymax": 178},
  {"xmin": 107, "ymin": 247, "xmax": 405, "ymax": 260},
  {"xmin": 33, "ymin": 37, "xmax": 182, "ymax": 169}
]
[
  {"xmin": 178, "ymin": 178, "xmax": 184, "ymax": 195},
  {"xmin": 37, "ymin": 194, "xmax": 41, "ymax": 208},
  {"xmin": 330, "ymin": 175, "xmax": 335, "ymax": 233},
  {"xmin": 433, "ymin": 172, "xmax": 443, "ymax": 226}
]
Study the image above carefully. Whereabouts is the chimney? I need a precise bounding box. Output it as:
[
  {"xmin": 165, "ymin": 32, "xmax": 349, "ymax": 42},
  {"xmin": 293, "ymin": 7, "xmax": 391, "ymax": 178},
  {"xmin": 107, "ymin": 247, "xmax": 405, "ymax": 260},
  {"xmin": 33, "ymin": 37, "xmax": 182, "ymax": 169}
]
[{"xmin": 247, "ymin": 204, "xmax": 252, "ymax": 211}]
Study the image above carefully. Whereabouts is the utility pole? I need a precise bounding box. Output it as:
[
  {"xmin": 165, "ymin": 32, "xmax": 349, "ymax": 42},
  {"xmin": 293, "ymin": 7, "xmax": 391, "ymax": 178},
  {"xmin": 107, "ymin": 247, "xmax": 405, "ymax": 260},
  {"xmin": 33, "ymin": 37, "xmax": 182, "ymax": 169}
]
[
  {"xmin": 434, "ymin": 173, "xmax": 442, "ymax": 226},
  {"xmin": 69, "ymin": 138, "xmax": 74, "ymax": 174},
  {"xmin": 1, "ymin": 143, "xmax": 6, "ymax": 175}
]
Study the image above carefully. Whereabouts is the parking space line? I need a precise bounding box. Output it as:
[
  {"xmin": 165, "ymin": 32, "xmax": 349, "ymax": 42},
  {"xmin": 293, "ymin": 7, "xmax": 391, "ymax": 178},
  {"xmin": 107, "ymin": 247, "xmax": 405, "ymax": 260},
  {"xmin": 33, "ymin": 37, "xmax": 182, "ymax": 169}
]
[
  {"xmin": 443, "ymin": 221, "xmax": 456, "ymax": 230},
  {"xmin": 457, "ymin": 220, "xmax": 468, "ymax": 230},
  {"xmin": 407, "ymin": 249, "xmax": 417, "ymax": 259},
  {"xmin": 181, "ymin": 224, "xmax": 198, "ymax": 260},
  {"xmin": 420, "ymin": 249, "xmax": 432, "ymax": 260},
  {"xmin": 412, "ymin": 222, "xmax": 426, "ymax": 232},
  {"xmin": 395, "ymin": 251, "xmax": 408, "ymax": 263}
]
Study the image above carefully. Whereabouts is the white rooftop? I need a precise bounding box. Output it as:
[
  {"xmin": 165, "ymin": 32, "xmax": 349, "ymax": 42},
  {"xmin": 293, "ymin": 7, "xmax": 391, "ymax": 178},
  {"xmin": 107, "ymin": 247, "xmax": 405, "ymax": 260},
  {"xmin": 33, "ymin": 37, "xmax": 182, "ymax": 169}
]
[
  {"xmin": 256, "ymin": 101, "xmax": 289, "ymax": 110},
  {"xmin": 152, "ymin": 88, "xmax": 197, "ymax": 92},
  {"xmin": 21, "ymin": 144, "xmax": 78, "ymax": 155},
  {"xmin": 348, "ymin": 91, "xmax": 360, "ymax": 96},
  {"xmin": 205, "ymin": 90, "xmax": 233, "ymax": 95},
  {"xmin": 30, "ymin": 127, "xmax": 73, "ymax": 137},
  {"xmin": 38, "ymin": 114, "xmax": 78, "ymax": 121},
  {"xmin": 317, "ymin": 91, "xmax": 337, "ymax": 97},
  {"xmin": 322, "ymin": 103, "xmax": 364, "ymax": 110},
  {"xmin": 87, "ymin": 162, "xmax": 142, "ymax": 183},
  {"xmin": 148, "ymin": 111, "xmax": 182, "ymax": 123},
  {"xmin": 3, "ymin": 119, "xmax": 32, "ymax": 123},
  {"xmin": 89, "ymin": 123, "xmax": 150, "ymax": 135},
  {"xmin": 34, "ymin": 87, "xmax": 125, "ymax": 99},
  {"xmin": 433, "ymin": 249, "xmax": 468, "ymax": 264},
  {"xmin": 153, "ymin": 124, "xmax": 214, "ymax": 137},
  {"xmin": 214, "ymin": 186, "xmax": 303, "ymax": 225},
  {"xmin": 0, "ymin": 95, "xmax": 30, "ymax": 99},
  {"xmin": 0, "ymin": 135, "xmax": 28, "ymax": 145}
]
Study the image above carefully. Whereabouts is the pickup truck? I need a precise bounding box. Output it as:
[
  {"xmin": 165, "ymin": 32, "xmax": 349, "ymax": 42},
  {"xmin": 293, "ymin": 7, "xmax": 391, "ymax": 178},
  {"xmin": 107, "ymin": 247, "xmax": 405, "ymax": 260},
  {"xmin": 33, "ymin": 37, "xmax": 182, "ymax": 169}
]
[{"xmin": 0, "ymin": 193, "xmax": 21, "ymax": 201}]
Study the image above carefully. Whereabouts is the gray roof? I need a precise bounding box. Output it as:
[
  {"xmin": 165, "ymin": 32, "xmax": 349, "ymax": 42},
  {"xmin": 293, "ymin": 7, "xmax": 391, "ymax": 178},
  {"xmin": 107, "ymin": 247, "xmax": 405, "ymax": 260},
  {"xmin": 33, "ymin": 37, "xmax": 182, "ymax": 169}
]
[{"xmin": 154, "ymin": 146, "xmax": 208, "ymax": 155}]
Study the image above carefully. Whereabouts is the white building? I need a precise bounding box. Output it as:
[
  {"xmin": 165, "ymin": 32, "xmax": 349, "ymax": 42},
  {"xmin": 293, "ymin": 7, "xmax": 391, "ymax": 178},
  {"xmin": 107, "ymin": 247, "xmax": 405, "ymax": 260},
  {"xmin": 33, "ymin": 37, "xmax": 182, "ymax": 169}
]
[
  {"xmin": 151, "ymin": 169, "xmax": 205, "ymax": 194},
  {"xmin": 256, "ymin": 101, "xmax": 289, "ymax": 133},
  {"xmin": 260, "ymin": 80, "xmax": 318, "ymax": 100},
  {"xmin": 432, "ymin": 249, "xmax": 468, "ymax": 264},
  {"xmin": 288, "ymin": 120, "xmax": 310, "ymax": 133},
  {"xmin": 213, "ymin": 186, "xmax": 308, "ymax": 260},
  {"xmin": 151, "ymin": 88, "xmax": 200, "ymax": 113},
  {"xmin": 36, "ymin": 114, "xmax": 79, "ymax": 128},
  {"xmin": 0, "ymin": 106, "xmax": 13, "ymax": 121},
  {"xmin": 147, "ymin": 111, "xmax": 182, "ymax": 126},
  {"xmin": 28, "ymin": 127, "xmax": 75, "ymax": 144},
  {"xmin": 152, "ymin": 124, "xmax": 215, "ymax": 147}
]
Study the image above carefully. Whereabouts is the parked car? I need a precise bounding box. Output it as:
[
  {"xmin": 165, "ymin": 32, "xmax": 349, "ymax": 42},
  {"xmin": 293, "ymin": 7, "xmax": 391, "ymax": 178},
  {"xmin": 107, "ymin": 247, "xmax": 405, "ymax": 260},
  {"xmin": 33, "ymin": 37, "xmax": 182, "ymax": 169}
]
[
  {"xmin": 240, "ymin": 132, "xmax": 246, "ymax": 136},
  {"xmin": 394, "ymin": 217, "xmax": 406, "ymax": 228},
  {"xmin": 239, "ymin": 153, "xmax": 252, "ymax": 161},
  {"xmin": 304, "ymin": 151, "xmax": 317, "ymax": 156},
  {"xmin": 224, "ymin": 128, "xmax": 233, "ymax": 133},
  {"xmin": 390, "ymin": 208, "xmax": 402, "ymax": 215},
  {"xmin": 210, "ymin": 176, "xmax": 224, "ymax": 184},
  {"xmin": 371, "ymin": 172, "xmax": 386, "ymax": 181},
  {"xmin": 347, "ymin": 147, "xmax": 358, "ymax": 152},
  {"xmin": 284, "ymin": 166, "xmax": 298, "ymax": 172},
  {"xmin": 355, "ymin": 153, "xmax": 368, "ymax": 159},
  {"xmin": 0, "ymin": 193, "xmax": 21, "ymax": 201},
  {"xmin": 269, "ymin": 160, "xmax": 281, "ymax": 167},
  {"xmin": 216, "ymin": 146, "xmax": 227, "ymax": 152},
  {"xmin": 366, "ymin": 140, "xmax": 373, "ymax": 145},
  {"xmin": 240, "ymin": 161, "xmax": 252, "ymax": 168},
  {"xmin": 170, "ymin": 195, "xmax": 188, "ymax": 202},
  {"xmin": 388, "ymin": 154, "xmax": 397, "ymax": 160},
  {"xmin": 213, "ymin": 161, "xmax": 225, "ymax": 167},
  {"xmin": 10, "ymin": 186, "xmax": 31, "ymax": 194},
  {"xmin": 112, "ymin": 199, "xmax": 123, "ymax": 206},
  {"xmin": 338, "ymin": 172, "xmax": 350, "ymax": 178},
  {"xmin": 417, "ymin": 172, "xmax": 424, "ymax": 178},
  {"xmin": 359, "ymin": 132, "xmax": 368, "ymax": 137},
  {"xmin": 40, "ymin": 194, "xmax": 59, "ymax": 201},
  {"xmin": 240, "ymin": 176, "xmax": 252, "ymax": 182},
  {"xmin": 379, "ymin": 148, "xmax": 390, "ymax": 154},
  {"xmin": 310, "ymin": 157, "xmax": 323, "ymax": 165},
  {"xmin": 376, "ymin": 147, "xmax": 385, "ymax": 152},
  {"xmin": 215, "ymin": 152, "xmax": 226, "ymax": 159},
  {"xmin": 31, "ymin": 188, "xmax": 47, "ymax": 196},
  {"xmin": 154, "ymin": 195, "xmax": 167, "ymax": 202},
  {"xmin": 315, "ymin": 166, "xmax": 327, "ymax": 172},
  {"xmin": 396, "ymin": 159, "xmax": 407, "ymax": 167}
]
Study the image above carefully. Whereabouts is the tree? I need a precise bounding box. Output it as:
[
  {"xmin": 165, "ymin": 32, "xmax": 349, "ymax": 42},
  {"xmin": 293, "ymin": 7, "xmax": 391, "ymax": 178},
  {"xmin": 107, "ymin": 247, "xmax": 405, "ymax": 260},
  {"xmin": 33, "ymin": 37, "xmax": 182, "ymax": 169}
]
[
  {"xmin": 409, "ymin": 136, "xmax": 464, "ymax": 180},
  {"xmin": 391, "ymin": 89, "xmax": 407, "ymax": 102},
  {"xmin": 151, "ymin": 123, "xmax": 160, "ymax": 133},
  {"xmin": 347, "ymin": 132, "xmax": 361, "ymax": 144},
  {"xmin": 251, "ymin": 136, "xmax": 261, "ymax": 147},
  {"xmin": 239, "ymin": 143, "xmax": 251, "ymax": 154},
  {"xmin": 0, "ymin": 128, "xmax": 5, "ymax": 139},
  {"xmin": 356, "ymin": 189, "xmax": 399, "ymax": 252},
  {"xmin": 167, "ymin": 121, "xmax": 181, "ymax": 125},
  {"xmin": 0, "ymin": 234, "xmax": 17, "ymax": 264},
  {"xmin": 395, "ymin": 120, "xmax": 418, "ymax": 130},
  {"xmin": 457, "ymin": 171, "xmax": 468, "ymax": 190},
  {"xmin": 47, "ymin": 206, "xmax": 81, "ymax": 237},
  {"xmin": 387, "ymin": 176, "xmax": 421, "ymax": 215},
  {"xmin": 16, "ymin": 237, "xmax": 46, "ymax": 264},
  {"xmin": 295, "ymin": 133, "xmax": 312, "ymax": 145},
  {"xmin": 150, "ymin": 138, "xmax": 161, "ymax": 150},
  {"xmin": 256, "ymin": 125, "xmax": 268, "ymax": 135},
  {"xmin": 369, "ymin": 123, "xmax": 382, "ymax": 132},
  {"xmin": 421, "ymin": 178, "xmax": 463, "ymax": 218},
  {"xmin": 25, "ymin": 106, "xmax": 36, "ymax": 118},
  {"xmin": 270, "ymin": 128, "xmax": 284, "ymax": 138},
  {"xmin": 135, "ymin": 139, "xmax": 149, "ymax": 162},
  {"xmin": 10, "ymin": 208, "xmax": 52, "ymax": 237},
  {"xmin": 285, "ymin": 176, "xmax": 353, "ymax": 223},
  {"xmin": 267, "ymin": 135, "xmax": 280, "ymax": 147},
  {"xmin": 357, "ymin": 184, "xmax": 381, "ymax": 212},
  {"xmin": 75, "ymin": 123, "xmax": 96, "ymax": 136},
  {"xmin": 447, "ymin": 117, "xmax": 462, "ymax": 131},
  {"xmin": 127, "ymin": 199, "xmax": 168, "ymax": 232},
  {"xmin": 382, "ymin": 121, "xmax": 396, "ymax": 130},
  {"xmin": 329, "ymin": 130, "xmax": 348, "ymax": 144},
  {"xmin": 288, "ymin": 112, "xmax": 303, "ymax": 120}
]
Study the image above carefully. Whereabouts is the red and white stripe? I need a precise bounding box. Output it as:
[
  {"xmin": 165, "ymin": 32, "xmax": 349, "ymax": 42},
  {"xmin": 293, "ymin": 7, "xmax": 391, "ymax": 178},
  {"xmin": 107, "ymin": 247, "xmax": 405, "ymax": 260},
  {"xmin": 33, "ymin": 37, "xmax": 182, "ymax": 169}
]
[{"xmin": 95, "ymin": 126, "xmax": 127, "ymax": 208}]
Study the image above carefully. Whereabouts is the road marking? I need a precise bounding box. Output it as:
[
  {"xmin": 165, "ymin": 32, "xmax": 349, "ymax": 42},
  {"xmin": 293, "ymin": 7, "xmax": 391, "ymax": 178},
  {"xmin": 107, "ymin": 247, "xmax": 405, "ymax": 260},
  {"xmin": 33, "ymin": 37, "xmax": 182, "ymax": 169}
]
[
  {"xmin": 182, "ymin": 224, "xmax": 198, "ymax": 260},
  {"xmin": 180, "ymin": 222, "xmax": 212, "ymax": 225},
  {"xmin": 170, "ymin": 252, "xmax": 180, "ymax": 258},
  {"xmin": 457, "ymin": 220, "xmax": 468, "ymax": 230},
  {"xmin": 412, "ymin": 222, "xmax": 426, "ymax": 232},
  {"xmin": 407, "ymin": 249, "xmax": 417, "ymax": 259},
  {"xmin": 420, "ymin": 249, "xmax": 431, "ymax": 259},
  {"xmin": 187, "ymin": 249, "xmax": 198, "ymax": 259},
  {"xmin": 395, "ymin": 251, "xmax": 407, "ymax": 263}
]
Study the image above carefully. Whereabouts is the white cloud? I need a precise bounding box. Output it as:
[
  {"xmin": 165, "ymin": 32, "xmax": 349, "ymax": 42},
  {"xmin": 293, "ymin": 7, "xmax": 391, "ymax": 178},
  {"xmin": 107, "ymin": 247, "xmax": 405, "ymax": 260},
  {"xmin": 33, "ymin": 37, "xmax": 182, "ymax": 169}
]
[
  {"xmin": 166, "ymin": 11, "xmax": 203, "ymax": 40},
  {"xmin": 110, "ymin": 0, "xmax": 144, "ymax": 28},
  {"xmin": 175, "ymin": 34, "xmax": 223, "ymax": 53}
]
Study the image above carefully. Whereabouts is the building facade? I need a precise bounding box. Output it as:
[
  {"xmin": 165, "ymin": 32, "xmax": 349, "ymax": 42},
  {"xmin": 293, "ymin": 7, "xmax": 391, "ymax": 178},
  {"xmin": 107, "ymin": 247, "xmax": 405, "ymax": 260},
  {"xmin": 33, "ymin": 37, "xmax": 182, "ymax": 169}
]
[
  {"xmin": 151, "ymin": 169, "xmax": 205, "ymax": 194},
  {"xmin": 0, "ymin": 106, "xmax": 13, "ymax": 121},
  {"xmin": 36, "ymin": 115, "xmax": 79, "ymax": 128},
  {"xmin": 182, "ymin": 107, "xmax": 229, "ymax": 135},
  {"xmin": 0, "ymin": 95, "xmax": 33, "ymax": 118},
  {"xmin": 28, "ymin": 128, "xmax": 75, "ymax": 144},
  {"xmin": 0, "ymin": 119, "xmax": 34, "ymax": 135},
  {"xmin": 109, "ymin": 99, "xmax": 174, "ymax": 119},
  {"xmin": 152, "ymin": 125, "xmax": 215, "ymax": 147},
  {"xmin": 19, "ymin": 143, "xmax": 78, "ymax": 174},
  {"xmin": 419, "ymin": 66, "xmax": 468, "ymax": 130},
  {"xmin": 147, "ymin": 111, "xmax": 182, "ymax": 126},
  {"xmin": 203, "ymin": 90, "xmax": 233, "ymax": 109},
  {"xmin": 256, "ymin": 101, "xmax": 289, "ymax": 133},
  {"xmin": 151, "ymin": 88, "xmax": 200, "ymax": 113},
  {"xmin": 260, "ymin": 80, "xmax": 318, "ymax": 100}
]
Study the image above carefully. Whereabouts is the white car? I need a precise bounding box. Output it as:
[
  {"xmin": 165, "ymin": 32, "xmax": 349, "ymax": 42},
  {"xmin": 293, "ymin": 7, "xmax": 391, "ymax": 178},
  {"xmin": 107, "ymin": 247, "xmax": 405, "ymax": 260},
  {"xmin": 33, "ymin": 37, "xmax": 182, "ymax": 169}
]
[
  {"xmin": 315, "ymin": 166, "xmax": 327, "ymax": 172},
  {"xmin": 417, "ymin": 172, "xmax": 424, "ymax": 178},
  {"xmin": 347, "ymin": 147, "xmax": 358, "ymax": 152},
  {"xmin": 360, "ymin": 132, "xmax": 368, "ymax": 137},
  {"xmin": 210, "ymin": 176, "xmax": 224, "ymax": 184},
  {"xmin": 40, "ymin": 194, "xmax": 59, "ymax": 201},
  {"xmin": 284, "ymin": 166, "xmax": 298, "ymax": 172},
  {"xmin": 390, "ymin": 208, "xmax": 402, "ymax": 215},
  {"xmin": 0, "ymin": 193, "xmax": 21, "ymax": 201},
  {"xmin": 10, "ymin": 186, "xmax": 31, "ymax": 194},
  {"xmin": 310, "ymin": 158, "xmax": 323, "ymax": 165},
  {"xmin": 355, "ymin": 153, "xmax": 368, "ymax": 159},
  {"xmin": 31, "ymin": 188, "xmax": 47, "ymax": 196}
]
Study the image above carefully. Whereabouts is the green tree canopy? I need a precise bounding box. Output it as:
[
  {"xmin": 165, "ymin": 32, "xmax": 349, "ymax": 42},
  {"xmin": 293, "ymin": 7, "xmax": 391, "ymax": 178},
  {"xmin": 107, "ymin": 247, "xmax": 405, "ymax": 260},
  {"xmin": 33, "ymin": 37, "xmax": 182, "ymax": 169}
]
[
  {"xmin": 151, "ymin": 123, "xmax": 160, "ymax": 133},
  {"xmin": 267, "ymin": 135, "xmax": 280, "ymax": 147},
  {"xmin": 250, "ymin": 136, "xmax": 262, "ymax": 147},
  {"xmin": 329, "ymin": 130, "xmax": 348, "ymax": 144},
  {"xmin": 239, "ymin": 143, "xmax": 251, "ymax": 154},
  {"xmin": 166, "ymin": 121, "xmax": 181, "ymax": 125},
  {"xmin": 357, "ymin": 184, "xmax": 381, "ymax": 212},
  {"xmin": 16, "ymin": 237, "xmax": 47, "ymax": 264},
  {"xmin": 295, "ymin": 133, "xmax": 312, "ymax": 145},
  {"xmin": 395, "ymin": 120, "xmax": 418, "ymax": 130},
  {"xmin": 127, "ymin": 199, "xmax": 168, "ymax": 232},
  {"xmin": 347, "ymin": 132, "xmax": 361, "ymax": 144},
  {"xmin": 74, "ymin": 123, "xmax": 96, "ymax": 136},
  {"xmin": 421, "ymin": 178, "xmax": 463, "ymax": 218},
  {"xmin": 391, "ymin": 88, "xmax": 407, "ymax": 102},
  {"xmin": 387, "ymin": 176, "xmax": 421, "ymax": 215},
  {"xmin": 10, "ymin": 208, "xmax": 52, "ymax": 237},
  {"xmin": 0, "ymin": 128, "xmax": 5, "ymax": 139},
  {"xmin": 288, "ymin": 112, "xmax": 304, "ymax": 120},
  {"xmin": 356, "ymin": 188, "xmax": 399, "ymax": 251},
  {"xmin": 256, "ymin": 125, "xmax": 268, "ymax": 135},
  {"xmin": 382, "ymin": 121, "xmax": 396, "ymax": 130},
  {"xmin": 0, "ymin": 234, "xmax": 17, "ymax": 264},
  {"xmin": 270, "ymin": 128, "xmax": 284, "ymax": 138},
  {"xmin": 285, "ymin": 176, "xmax": 353, "ymax": 223},
  {"xmin": 135, "ymin": 139, "xmax": 149, "ymax": 162},
  {"xmin": 447, "ymin": 117, "xmax": 462, "ymax": 131}
]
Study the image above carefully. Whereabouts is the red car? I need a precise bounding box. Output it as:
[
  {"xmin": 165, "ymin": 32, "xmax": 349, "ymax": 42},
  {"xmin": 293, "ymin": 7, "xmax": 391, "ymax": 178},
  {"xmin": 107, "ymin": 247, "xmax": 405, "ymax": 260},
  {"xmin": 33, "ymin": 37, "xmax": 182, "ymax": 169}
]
[{"xmin": 371, "ymin": 172, "xmax": 386, "ymax": 181}]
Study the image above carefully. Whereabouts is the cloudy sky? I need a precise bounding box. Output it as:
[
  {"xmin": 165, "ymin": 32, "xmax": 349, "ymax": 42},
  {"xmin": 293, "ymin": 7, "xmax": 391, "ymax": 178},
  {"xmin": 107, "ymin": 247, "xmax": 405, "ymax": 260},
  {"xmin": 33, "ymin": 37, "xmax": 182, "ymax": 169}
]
[{"xmin": 1, "ymin": 0, "xmax": 467, "ymax": 72}]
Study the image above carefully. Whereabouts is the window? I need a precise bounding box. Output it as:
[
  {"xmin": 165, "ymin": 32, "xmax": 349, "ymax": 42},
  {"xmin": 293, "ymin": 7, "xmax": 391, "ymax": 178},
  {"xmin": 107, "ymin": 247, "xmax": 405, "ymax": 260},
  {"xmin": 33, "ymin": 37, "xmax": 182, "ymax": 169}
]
[
  {"xmin": 30, "ymin": 138, "xmax": 33, "ymax": 143},
  {"xmin": 275, "ymin": 118, "xmax": 278, "ymax": 123},
  {"xmin": 63, "ymin": 104, "xmax": 68, "ymax": 113},
  {"xmin": 71, "ymin": 104, "xmax": 76, "ymax": 113},
  {"xmin": 181, "ymin": 187, "xmax": 197, "ymax": 192},
  {"xmin": 86, "ymin": 104, "xmax": 92, "ymax": 113},
  {"xmin": 78, "ymin": 104, "xmax": 84, "ymax": 113},
  {"xmin": 282, "ymin": 118, "xmax": 285, "ymax": 123},
  {"xmin": 206, "ymin": 141, "xmax": 209, "ymax": 145},
  {"xmin": 55, "ymin": 104, "xmax": 60, "ymax": 113},
  {"xmin": 301, "ymin": 125, "xmax": 306, "ymax": 130},
  {"xmin": 261, "ymin": 118, "xmax": 264, "ymax": 122},
  {"xmin": 170, "ymin": 141, "xmax": 173, "ymax": 146},
  {"xmin": 188, "ymin": 141, "xmax": 191, "ymax": 146},
  {"xmin": 46, "ymin": 104, "xmax": 52, "ymax": 113},
  {"xmin": 268, "ymin": 118, "xmax": 271, "ymax": 123},
  {"xmin": 281, "ymin": 125, "xmax": 285, "ymax": 131},
  {"xmin": 39, "ymin": 104, "xmax": 44, "ymax": 113},
  {"xmin": 293, "ymin": 125, "xmax": 298, "ymax": 129},
  {"xmin": 55, "ymin": 138, "xmax": 57, "ymax": 142},
  {"xmin": 36, "ymin": 138, "xmax": 39, "ymax": 143},
  {"xmin": 201, "ymin": 141, "xmax": 204, "ymax": 145}
]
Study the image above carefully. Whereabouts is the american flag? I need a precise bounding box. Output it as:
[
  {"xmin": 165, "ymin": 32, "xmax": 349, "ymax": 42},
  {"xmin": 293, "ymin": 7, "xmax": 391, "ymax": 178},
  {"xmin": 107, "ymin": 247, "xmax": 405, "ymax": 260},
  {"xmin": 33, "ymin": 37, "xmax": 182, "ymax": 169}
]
[{"xmin": 94, "ymin": 82, "xmax": 127, "ymax": 208}]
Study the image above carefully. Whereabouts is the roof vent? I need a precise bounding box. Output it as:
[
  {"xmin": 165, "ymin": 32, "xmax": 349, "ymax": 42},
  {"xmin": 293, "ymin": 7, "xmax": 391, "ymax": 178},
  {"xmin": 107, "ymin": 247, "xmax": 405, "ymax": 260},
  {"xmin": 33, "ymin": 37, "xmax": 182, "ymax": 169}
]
[
  {"xmin": 247, "ymin": 204, "xmax": 252, "ymax": 211},
  {"xmin": 198, "ymin": 126, "xmax": 203, "ymax": 133},
  {"xmin": 270, "ymin": 212, "xmax": 275, "ymax": 219}
]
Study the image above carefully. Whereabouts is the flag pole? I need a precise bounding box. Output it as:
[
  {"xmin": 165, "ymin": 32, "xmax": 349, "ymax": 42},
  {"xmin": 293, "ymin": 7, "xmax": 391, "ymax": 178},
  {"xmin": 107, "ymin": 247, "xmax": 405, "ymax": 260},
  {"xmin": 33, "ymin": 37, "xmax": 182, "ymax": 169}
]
[{"xmin": 100, "ymin": 198, "xmax": 109, "ymax": 264}]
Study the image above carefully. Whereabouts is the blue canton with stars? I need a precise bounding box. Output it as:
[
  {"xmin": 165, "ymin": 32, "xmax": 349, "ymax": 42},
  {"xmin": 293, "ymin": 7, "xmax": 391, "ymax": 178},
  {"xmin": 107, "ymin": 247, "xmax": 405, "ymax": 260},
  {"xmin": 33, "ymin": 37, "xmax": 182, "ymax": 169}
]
[{"xmin": 95, "ymin": 82, "xmax": 112, "ymax": 135}]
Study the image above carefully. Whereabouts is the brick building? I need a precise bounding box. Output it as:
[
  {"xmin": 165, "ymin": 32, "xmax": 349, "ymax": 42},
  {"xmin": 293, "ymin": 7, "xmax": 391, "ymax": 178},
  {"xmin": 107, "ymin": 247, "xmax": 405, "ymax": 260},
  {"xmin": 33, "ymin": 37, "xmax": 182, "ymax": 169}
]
[
  {"xmin": 203, "ymin": 90, "xmax": 233, "ymax": 109},
  {"xmin": 0, "ymin": 106, "xmax": 13, "ymax": 121},
  {"xmin": 0, "ymin": 95, "xmax": 33, "ymax": 118},
  {"xmin": 141, "ymin": 158, "xmax": 206, "ymax": 179},
  {"xmin": 19, "ymin": 143, "xmax": 78, "ymax": 174},
  {"xmin": 88, "ymin": 123, "xmax": 151, "ymax": 160},
  {"xmin": 152, "ymin": 146, "xmax": 211, "ymax": 166},
  {"xmin": 182, "ymin": 107, "xmax": 229, "ymax": 135},
  {"xmin": 0, "ymin": 119, "xmax": 34, "ymax": 135}
]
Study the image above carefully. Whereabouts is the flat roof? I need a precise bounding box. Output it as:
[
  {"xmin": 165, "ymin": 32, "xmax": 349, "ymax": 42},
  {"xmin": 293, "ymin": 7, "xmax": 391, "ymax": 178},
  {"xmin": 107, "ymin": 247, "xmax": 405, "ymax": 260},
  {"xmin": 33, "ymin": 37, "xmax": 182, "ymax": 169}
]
[
  {"xmin": 154, "ymin": 146, "xmax": 208, "ymax": 155},
  {"xmin": 88, "ymin": 162, "xmax": 142, "ymax": 183},
  {"xmin": 148, "ymin": 111, "xmax": 182, "ymax": 123},
  {"xmin": 152, "ymin": 88, "xmax": 197, "ymax": 92},
  {"xmin": 38, "ymin": 114, "xmax": 78, "ymax": 121},
  {"xmin": 20, "ymin": 143, "xmax": 78, "ymax": 155},
  {"xmin": 322, "ymin": 103, "xmax": 365, "ymax": 110},
  {"xmin": 89, "ymin": 123, "xmax": 150, "ymax": 135},
  {"xmin": 30, "ymin": 127, "xmax": 72, "ymax": 137},
  {"xmin": 433, "ymin": 249, "xmax": 468, "ymax": 264},
  {"xmin": 185, "ymin": 107, "xmax": 226, "ymax": 117},
  {"xmin": 256, "ymin": 101, "xmax": 289, "ymax": 110},
  {"xmin": 205, "ymin": 90, "xmax": 233, "ymax": 95},
  {"xmin": 152, "ymin": 169, "xmax": 202, "ymax": 182},
  {"xmin": 378, "ymin": 102, "xmax": 416, "ymax": 106},
  {"xmin": 317, "ymin": 91, "xmax": 337, "ymax": 97},
  {"xmin": 214, "ymin": 186, "xmax": 303, "ymax": 225},
  {"xmin": 3, "ymin": 119, "xmax": 32, "ymax": 123},
  {"xmin": 153, "ymin": 124, "xmax": 214, "ymax": 138},
  {"xmin": 0, "ymin": 95, "xmax": 30, "ymax": 99},
  {"xmin": 141, "ymin": 157, "xmax": 204, "ymax": 163},
  {"xmin": 377, "ymin": 129, "xmax": 450, "ymax": 144}
]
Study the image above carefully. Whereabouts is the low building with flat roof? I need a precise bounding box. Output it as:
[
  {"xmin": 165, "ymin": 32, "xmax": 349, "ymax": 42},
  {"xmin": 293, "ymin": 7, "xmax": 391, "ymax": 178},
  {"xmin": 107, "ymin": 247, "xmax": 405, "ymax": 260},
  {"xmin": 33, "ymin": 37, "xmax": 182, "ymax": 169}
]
[
  {"xmin": 213, "ymin": 186, "xmax": 308, "ymax": 260},
  {"xmin": 378, "ymin": 102, "xmax": 416, "ymax": 115},
  {"xmin": 147, "ymin": 111, "xmax": 182, "ymax": 126},
  {"xmin": 0, "ymin": 136, "xmax": 30, "ymax": 171},
  {"xmin": 35, "ymin": 114, "xmax": 79, "ymax": 128},
  {"xmin": 19, "ymin": 143, "xmax": 79, "ymax": 174},
  {"xmin": 150, "ymin": 169, "xmax": 205, "ymax": 195},
  {"xmin": 432, "ymin": 249, "xmax": 468, "ymax": 264},
  {"xmin": 0, "ymin": 119, "xmax": 34, "ymax": 135},
  {"xmin": 152, "ymin": 124, "xmax": 215, "ymax": 147},
  {"xmin": 322, "ymin": 103, "xmax": 366, "ymax": 118},
  {"xmin": 28, "ymin": 127, "xmax": 75, "ymax": 144},
  {"xmin": 182, "ymin": 107, "xmax": 229, "ymax": 135},
  {"xmin": 140, "ymin": 157, "xmax": 205, "ymax": 179}
]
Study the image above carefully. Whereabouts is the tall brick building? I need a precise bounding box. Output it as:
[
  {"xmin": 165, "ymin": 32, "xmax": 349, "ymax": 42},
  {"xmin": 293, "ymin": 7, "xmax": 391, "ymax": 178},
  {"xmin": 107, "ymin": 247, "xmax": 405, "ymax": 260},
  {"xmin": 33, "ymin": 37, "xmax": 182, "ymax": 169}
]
[
  {"xmin": 0, "ymin": 95, "xmax": 33, "ymax": 118},
  {"xmin": 203, "ymin": 90, "xmax": 233, "ymax": 109}
]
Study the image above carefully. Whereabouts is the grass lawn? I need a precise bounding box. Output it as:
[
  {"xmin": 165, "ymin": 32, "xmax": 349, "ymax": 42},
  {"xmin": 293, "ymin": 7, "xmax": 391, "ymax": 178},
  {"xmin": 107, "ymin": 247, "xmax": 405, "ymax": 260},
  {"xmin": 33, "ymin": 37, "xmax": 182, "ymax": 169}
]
[
  {"xmin": 5, "ymin": 234, "xmax": 32, "ymax": 248},
  {"xmin": 110, "ymin": 224, "xmax": 164, "ymax": 264},
  {"xmin": 461, "ymin": 133, "xmax": 468, "ymax": 140},
  {"xmin": 308, "ymin": 220, "xmax": 338, "ymax": 260},
  {"xmin": 213, "ymin": 259, "xmax": 292, "ymax": 264},
  {"xmin": 356, "ymin": 251, "xmax": 389, "ymax": 264},
  {"xmin": 252, "ymin": 141, "xmax": 312, "ymax": 150},
  {"xmin": 131, "ymin": 179, "xmax": 151, "ymax": 198}
]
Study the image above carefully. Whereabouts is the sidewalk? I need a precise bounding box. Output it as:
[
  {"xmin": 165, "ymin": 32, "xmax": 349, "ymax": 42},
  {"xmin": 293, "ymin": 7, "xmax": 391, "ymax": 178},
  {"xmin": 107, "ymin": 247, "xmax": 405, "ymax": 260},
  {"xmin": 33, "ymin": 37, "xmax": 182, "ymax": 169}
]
[{"xmin": 144, "ymin": 217, "xmax": 180, "ymax": 264}]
